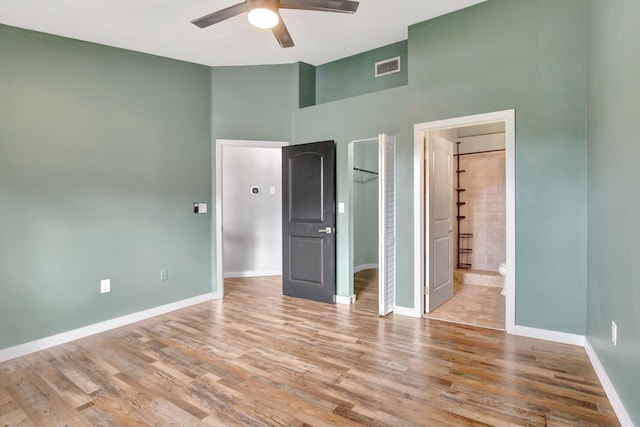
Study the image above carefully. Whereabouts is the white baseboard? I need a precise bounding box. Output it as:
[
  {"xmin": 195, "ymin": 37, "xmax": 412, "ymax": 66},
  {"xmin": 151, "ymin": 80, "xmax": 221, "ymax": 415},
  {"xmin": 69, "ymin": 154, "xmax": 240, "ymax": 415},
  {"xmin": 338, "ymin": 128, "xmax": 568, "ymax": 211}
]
[
  {"xmin": 584, "ymin": 339, "xmax": 634, "ymax": 427},
  {"xmin": 354, "ymin": 263, "xmax": 378, "ymax": 273},
  {"xmin": 0, "ymin": 292, "xmax": 217, "ymax": 363},
  {"xmin": 393, "ymin": 305, "xmax": 422, "ymax": 318},
  {"xmin": 224, "ymin": 270, "xmax": 281, "ymax": 278},
  {"xmin": 513, "ymin": 325, "xmax": 585, "ymax": 346},
  {"xmin": 336, "ymin": 294, "xmax": 356, "ymax": 305}
]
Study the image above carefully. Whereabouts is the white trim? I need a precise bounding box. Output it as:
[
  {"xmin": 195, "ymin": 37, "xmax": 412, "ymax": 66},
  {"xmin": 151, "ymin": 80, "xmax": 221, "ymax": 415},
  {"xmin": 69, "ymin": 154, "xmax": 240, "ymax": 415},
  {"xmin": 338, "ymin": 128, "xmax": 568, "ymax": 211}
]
[
  {"xmin": 513, "ymin": 325, "xmax": 585, "ymax": 346},
  {"xmin": 378, "ymin": 134, "xmax": 397, "ymax": 317},
  {"xmin": 224, "ymin": 270, "xmax": 281, "ymax": 278},
  {"xmin": 393, "ymin": 305, "xmax": 422, "ymax": 318},
  {"xmin": 347, "ymin": 142, "xmax": 355, "ymax": 299},
  {"xmin": 584, "ymin": 339, "xmax": 634, "ymax": 427},
  {"xmin": 504, "ymin": 111, "xmax": 516, "ymax": 334},
  {"xmin": 413, "ymin": 127, "xmax": 425, "ymax": 319},
  {"xmin": 349, "ymin": 137, "xmax": 399, "ymax": 314},
  {"xmin": 354, "ymin": 263, "xmax": 378, "ymax": 273},
  {"xmin": 214, "ymin": 139, "xmax": 288, "ymax": 300},
  {"xmin": 336, "ymin": 294, "xmax": 356, "ymax": 305},
  {"xmin": 0, "ymin": 293, "xmax": 216, "ymax": 363},
  {"xmin": 413, "ymin": 110, "xmax": 516, "ymax": 333}
]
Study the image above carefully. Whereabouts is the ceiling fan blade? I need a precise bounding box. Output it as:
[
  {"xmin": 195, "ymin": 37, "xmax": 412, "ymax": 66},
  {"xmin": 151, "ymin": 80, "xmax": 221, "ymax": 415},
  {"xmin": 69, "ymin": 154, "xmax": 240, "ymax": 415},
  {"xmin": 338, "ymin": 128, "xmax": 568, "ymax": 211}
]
[
  {"xmin": 272, "ymin": 17, "xmax": 295, "ymax": 48},
  {"xmin": 191, "ymin": 2, "xmax": 247, "ymax": 28},
  {"xmin": 279, "ymin": 0, "xmax": 359, "ymax": 13}
]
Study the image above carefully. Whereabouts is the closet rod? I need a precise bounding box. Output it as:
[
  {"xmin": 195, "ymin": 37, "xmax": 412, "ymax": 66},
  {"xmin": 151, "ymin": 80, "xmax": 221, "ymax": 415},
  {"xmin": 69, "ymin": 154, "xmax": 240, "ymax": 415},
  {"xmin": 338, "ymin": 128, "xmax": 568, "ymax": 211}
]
[
  {"xmin": 353, "ymin": 167, "xmax": 378, "ymax": 175},
  {"xmin": 454, "ymin": 148, "xmax": 505, "ymax": 157}
]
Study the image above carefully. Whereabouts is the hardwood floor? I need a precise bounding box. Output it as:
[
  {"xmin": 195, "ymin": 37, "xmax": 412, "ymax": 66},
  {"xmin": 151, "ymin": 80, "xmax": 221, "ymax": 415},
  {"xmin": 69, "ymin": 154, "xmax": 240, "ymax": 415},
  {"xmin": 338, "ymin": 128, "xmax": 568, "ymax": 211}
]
[
  {"xmin": 0, "ymin": 276, "xmax": 619, "ymax": 426},
  {"xmin": 353, "ymin": 268, "xmax": 379, "ymax": 315}
]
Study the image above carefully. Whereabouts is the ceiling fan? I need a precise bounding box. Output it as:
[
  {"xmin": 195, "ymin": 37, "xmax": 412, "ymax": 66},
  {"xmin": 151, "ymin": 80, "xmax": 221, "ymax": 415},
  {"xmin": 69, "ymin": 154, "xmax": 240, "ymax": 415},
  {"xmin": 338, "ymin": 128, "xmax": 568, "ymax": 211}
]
[{"xmin": 191, "ymin": 0, "xmax": 360, "ymax": 48}]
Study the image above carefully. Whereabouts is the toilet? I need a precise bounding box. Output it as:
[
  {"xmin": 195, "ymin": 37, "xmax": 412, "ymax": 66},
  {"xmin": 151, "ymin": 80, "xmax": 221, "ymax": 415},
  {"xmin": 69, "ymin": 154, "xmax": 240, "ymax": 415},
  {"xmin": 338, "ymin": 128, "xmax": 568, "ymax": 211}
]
[{"xmin": 498, "ymin": 262, "xmax": 507, "ymax": 296}]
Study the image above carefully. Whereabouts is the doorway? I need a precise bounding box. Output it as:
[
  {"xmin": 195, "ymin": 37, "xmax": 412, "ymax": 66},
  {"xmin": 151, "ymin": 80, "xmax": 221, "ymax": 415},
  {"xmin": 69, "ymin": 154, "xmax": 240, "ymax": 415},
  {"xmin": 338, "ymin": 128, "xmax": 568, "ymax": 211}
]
[
  {"xmin": 414, "ymin": 111, "xmax": 515, "ymax": 333},
  {"xmin": 213, "ymin": 139, "xmax": 288, "ymax": 298},
  {"xmin": 348, "ymin": 134, "xmax": 397, "ymax": 316}
]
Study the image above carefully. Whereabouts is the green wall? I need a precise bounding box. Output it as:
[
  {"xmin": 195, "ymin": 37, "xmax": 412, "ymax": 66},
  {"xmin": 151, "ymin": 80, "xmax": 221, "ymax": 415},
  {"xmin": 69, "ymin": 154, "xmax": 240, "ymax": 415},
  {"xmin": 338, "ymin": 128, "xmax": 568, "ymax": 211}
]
[
  {"xmin": 586, "ymin": 0, "xmax": 640, "ymax": 423},
  {"xmin": 295, "ymin": 87, "xmax": 412, "ymax": 299},
  {"xmin": 0, "ymin": 25, "xmax": 212, "ymax": 349},
  {"xmin": 211, "ymin": 65, "xmax": 295, "ymax": 143},
  {"xmin": 408, "ymin": 0, "xmax": 588, "ymax": 331},
  {"xmin": 315, "ymin": 41, "xmax": 408, "ymax": 104},
  {"xmin": 298, "ymin": 62, "xmax": 316, "ymax": 108},
  {"xmin": 295, "ymin": 0, "xmax": 588, "ymax": 331},
  {"xmin": 2, "ymin": 3, "xmax": 636, "ymax": 420},
  {"xmin": 353, "ymin": 142, "xmax": 379, "ymax": 267},
  {"xmin": 210, "ymin": 64, "xmax": 296, "ymax": 292}
]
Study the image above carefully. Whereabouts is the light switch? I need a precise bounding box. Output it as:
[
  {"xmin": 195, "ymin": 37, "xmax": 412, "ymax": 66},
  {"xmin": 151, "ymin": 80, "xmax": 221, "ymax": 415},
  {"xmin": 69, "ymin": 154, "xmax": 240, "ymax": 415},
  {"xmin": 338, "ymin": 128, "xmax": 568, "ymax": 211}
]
[
  {"xmin": 269, "ymin": 186, "xmax": 276, "ymax": 195},
  {"xmin": 338, "ymin": 202, "xmax": 345, "ymax": 214},
  {"xmin": 198, "ymin": 203, "xmax": 207, "ymax": 214},
  {"xmin": 100, "ymin": 279, "xmax": 110, "ymax": 294}
]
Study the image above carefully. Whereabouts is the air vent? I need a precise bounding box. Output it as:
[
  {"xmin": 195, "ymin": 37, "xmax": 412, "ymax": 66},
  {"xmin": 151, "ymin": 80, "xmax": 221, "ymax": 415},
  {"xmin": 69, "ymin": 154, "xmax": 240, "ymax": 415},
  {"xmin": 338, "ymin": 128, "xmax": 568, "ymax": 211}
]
[{"xmin": 375, "ymin": 56, "xmax": 401, "ymax": 77}]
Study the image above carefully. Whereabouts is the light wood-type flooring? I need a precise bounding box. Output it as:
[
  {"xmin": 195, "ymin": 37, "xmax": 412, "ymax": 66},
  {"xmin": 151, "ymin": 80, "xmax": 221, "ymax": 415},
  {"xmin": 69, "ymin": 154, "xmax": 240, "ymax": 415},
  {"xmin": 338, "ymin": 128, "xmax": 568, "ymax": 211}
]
[
  {"xmin": 0, "ymin": 275, "xmax": 619, "ymax": 426},
  {"xmin": 425, "ymin": 280, "xmax": 506, "ymax": 331},
  {"xmin": 356, "ymin": 267, "xmax": 505, "ymax": 331}
]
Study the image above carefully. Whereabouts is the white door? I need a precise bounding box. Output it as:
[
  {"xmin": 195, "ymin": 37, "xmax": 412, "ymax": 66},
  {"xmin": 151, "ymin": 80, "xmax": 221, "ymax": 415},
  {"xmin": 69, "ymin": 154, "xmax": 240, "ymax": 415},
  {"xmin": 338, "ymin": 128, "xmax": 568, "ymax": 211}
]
[
  {"xmin": 378, "ymin": 134, "xmax": 396, "ymax": 316},
  {"xmin": 426, "ymin": 133, "xmax": 454, "ymax": 312}
]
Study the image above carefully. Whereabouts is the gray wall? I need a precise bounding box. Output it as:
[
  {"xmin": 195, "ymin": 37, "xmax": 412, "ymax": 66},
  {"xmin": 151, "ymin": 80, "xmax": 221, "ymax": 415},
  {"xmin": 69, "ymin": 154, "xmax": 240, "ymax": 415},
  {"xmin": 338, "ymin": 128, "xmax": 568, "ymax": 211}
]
[
  {"xmin": 586, "ymin": 0, "xmax": 640, "ymax": 423},
  {"xmin": 222, "ymin": 146, "xmax": 282, "ymax": 276},
  {"xmin": 0, "ymin": 25, "xmax": 212, "ymax": 349}
]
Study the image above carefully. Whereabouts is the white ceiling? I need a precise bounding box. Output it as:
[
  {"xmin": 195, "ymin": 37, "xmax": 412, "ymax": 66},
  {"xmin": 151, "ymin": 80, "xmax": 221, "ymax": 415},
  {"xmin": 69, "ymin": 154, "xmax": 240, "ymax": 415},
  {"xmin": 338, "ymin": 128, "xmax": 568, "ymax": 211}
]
[{"xmin": 0, "ymin": 0, "xmax": 486, "ymax": 67}]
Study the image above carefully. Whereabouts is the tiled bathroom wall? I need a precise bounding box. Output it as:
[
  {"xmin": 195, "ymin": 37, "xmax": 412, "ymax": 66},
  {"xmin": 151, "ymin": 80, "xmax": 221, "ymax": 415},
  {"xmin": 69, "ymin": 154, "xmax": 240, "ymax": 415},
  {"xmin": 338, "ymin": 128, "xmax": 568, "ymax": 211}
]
[{"xmin": 457, "ymin": 151, "xmax": 506, "ymax": 272}]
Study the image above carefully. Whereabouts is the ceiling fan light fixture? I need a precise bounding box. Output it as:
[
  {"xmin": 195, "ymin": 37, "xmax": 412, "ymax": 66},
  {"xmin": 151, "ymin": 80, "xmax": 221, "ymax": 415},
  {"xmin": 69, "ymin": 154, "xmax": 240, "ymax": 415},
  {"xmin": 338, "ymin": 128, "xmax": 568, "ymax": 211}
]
[{"xmin": 248, "ymin": 7, "xmax": 279, "ymax": 29}]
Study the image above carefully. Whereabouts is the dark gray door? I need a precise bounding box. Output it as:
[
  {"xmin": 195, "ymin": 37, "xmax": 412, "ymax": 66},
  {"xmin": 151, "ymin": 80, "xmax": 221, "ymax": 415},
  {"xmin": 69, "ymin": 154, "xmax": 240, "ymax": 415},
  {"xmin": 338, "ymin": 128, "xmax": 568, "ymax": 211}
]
[{"xmin": 282, "ymin": 141, "xmax": 336, "ymax": 304}]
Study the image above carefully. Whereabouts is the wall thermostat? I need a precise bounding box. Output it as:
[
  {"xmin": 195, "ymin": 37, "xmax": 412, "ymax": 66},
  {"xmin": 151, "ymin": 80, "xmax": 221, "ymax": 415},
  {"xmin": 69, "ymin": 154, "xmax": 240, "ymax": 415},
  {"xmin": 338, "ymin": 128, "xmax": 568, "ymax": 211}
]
[{"xmin": 250, "ymin": 186, "xmax": 260, "ymax": 195}]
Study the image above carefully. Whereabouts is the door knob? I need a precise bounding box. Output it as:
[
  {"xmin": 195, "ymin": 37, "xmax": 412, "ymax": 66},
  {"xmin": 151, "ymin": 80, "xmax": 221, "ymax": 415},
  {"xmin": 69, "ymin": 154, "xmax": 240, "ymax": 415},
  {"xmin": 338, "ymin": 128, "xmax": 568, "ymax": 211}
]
[{"xmin": 318, "ymin": 227, "xmax": 334, "ymax": 234}]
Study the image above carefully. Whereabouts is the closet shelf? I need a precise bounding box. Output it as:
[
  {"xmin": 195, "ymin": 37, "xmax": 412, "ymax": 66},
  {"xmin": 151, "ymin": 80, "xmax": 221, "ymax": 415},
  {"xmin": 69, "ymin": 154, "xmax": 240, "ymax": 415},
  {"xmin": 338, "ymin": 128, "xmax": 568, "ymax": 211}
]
[
  {"xmin": 353, "ymin": 167, "xmax": 378, "ymax": 175},
  {"xmin": 456, "ymin": 141, "xmax": 472, "ymax": 270},
  {"xmin": 353, "ymin": 167, "xmax": 378, "ymax": 184}
]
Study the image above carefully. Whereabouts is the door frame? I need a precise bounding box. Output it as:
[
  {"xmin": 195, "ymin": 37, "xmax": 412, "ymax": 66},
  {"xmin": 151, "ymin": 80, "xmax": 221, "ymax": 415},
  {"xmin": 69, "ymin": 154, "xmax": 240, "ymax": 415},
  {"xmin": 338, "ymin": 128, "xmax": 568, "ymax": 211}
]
[
  {"xmin": 413, "ymin": 110, "xmax": 516, "ymax": 333},
  {"xmin": 347, "ymin": 136, "xmax": 397, "ymax": 311},
  {"xmin": 347, "ymin": 138, "xmax": 377, "ymax": 304},
  {"xmin": 213, "ymin": 139, "xmax": 288, "ymax": 299}
]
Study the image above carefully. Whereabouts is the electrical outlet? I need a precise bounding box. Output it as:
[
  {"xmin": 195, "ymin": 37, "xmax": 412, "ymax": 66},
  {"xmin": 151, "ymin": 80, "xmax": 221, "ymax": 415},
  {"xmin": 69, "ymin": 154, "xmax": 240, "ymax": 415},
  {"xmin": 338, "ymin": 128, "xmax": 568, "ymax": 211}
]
[
  {"xmin": 100, "ymin": 279, "xmax": 111, "ymax": 294},
  {"xmin": 160, "ymin": 269, "xmax": 168, "ymax": 281},
  {"xmin": 612, "ymin": 321, "xmax": 617, "ymax": 346}
]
